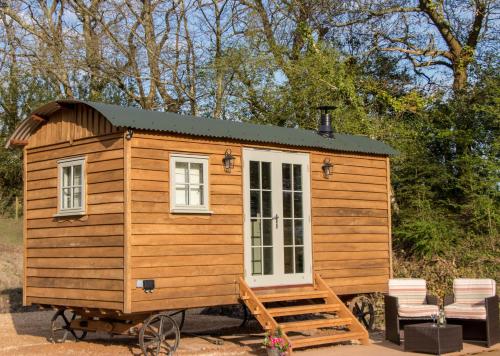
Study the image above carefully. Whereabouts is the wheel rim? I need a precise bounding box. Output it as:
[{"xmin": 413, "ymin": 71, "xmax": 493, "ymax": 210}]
[
  {"xmin": 349, "ymin": 296, "xmax": 375, "ymax": 330},
  {"xmin": 50, "ymin": 310, "xmax": 87, "ymax": 343},
  {"xmin": 168, "ymin": 310, "xmax": 186, "ymax": 331},
  {"xmin": 140, "ymin": 313, "xmax": 180, "ymax": 356}
]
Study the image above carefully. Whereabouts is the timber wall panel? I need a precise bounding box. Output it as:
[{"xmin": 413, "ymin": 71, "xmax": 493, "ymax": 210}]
[
  {"xmin": 128, "ymin": 132, "xmax": 391, "ymax": 311},
  {"xmin": 130, "ymin": 133, "xmax": 242, "ymax": 312},
  {"xmin": 311, "ymin": 151, "xmax": 390, "ymax": 294},
  {"xmin": 26, "ymin": 104, "xmax": 121, "ymax": 148},
  {"xmin": 25, "ymin": 106, "xmax": 125, "ymax": 311}
]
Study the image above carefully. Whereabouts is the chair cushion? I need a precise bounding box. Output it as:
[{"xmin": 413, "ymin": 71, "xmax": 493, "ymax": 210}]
[
  {"xmin": 389, "ymin": 278, "xmax": 427, "ymax": 305},
  {"xmin": 453, "ymin": 278, "xmax": 496, "ymax": 305},
  {"xmin": 445, "ymin": 303, "xmax": 487, "ymax": 320},
  {"xmin": 398, "ymin": 304, "xmax": 439, "ymax": 318}
]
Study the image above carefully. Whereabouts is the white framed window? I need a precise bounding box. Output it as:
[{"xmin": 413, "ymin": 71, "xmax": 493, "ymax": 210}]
[
  {"xmin": 57, "ymin": 156, "xmax": 86, "ymax": 216},
  {"xmin": 170, "ymin": 153, "xmax": 210, "ymax": 213}
]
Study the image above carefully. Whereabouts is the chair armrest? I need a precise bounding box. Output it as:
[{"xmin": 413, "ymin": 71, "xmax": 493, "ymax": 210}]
[
  {"xmin": 384, "ymin": 294, "xmax": 400, "ymax": 344},
  {"xmin": 485, "ymin": 295, "xmax": 499, "ymax": 347},
  {"xmin": 486, "ymin": 295, "xmax": 499, "ymax": 317},
  {"xmin": 426, "ymin": 294, "xmax": 439, "ymax": 306},
  {"xmin": 444, "ymin": 294, "xmax": 454, "ymax": 306},
  {"xmin": 385, "ymin": 294, "xmax": 399, "ymax": 308}
]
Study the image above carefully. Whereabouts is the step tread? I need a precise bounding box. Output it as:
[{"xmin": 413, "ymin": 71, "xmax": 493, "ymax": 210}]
[
  {"xmin": 290, "ymin": 331, "xmax": 367, "ymax": 348},
  {"xmin": 257, "ymin": 290, "xmax": 330, "ymax": 303},
  {"xmin": 279, "ymin": 317, "xmax": 352, "ymax": 332},
  {"xmin": 267, "ymin": 303, "xmax": 340, "ymax": 317}
]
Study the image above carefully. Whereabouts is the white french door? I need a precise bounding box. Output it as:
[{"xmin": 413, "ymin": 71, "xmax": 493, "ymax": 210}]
[{"xmin": 243, "ymin": 148, "xmax": 312, "ymax": 287}]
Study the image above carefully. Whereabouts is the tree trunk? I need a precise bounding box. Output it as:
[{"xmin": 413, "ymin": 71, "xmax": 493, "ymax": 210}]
[{"xmin": 452, "ymin": 62, "xmax": 468, "ymax": 93}]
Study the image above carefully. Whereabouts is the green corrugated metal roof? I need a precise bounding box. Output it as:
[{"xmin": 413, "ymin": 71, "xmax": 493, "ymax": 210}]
[
  {"xmin": 10, "ymin": 99, "xmax": 396, "ymax": 155},
  {"xmin": 83, "ymin": 101, "xmax": 396, "ymax": 156}
]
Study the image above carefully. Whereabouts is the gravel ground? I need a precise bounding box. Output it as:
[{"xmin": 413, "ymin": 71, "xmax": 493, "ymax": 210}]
[{"xmin": 0, "ymin": 309, "xmax": 499, "ymax": 356}]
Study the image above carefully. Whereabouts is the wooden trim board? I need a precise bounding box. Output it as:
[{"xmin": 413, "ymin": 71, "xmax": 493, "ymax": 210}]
[
  {"xmin": 386, "ymin": 157, "xmax": 393, "ymax": 278},
  {"xmin": 123, "ymin": 131, "xmax": 132, "ymax": 313}
]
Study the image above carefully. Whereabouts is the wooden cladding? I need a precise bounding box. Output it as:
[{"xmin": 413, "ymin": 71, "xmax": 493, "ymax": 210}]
[
  {"xmin": 26, "ymin": 104, "xmax": 121, "ymax": 148},
  {"xmin": 22, "ymin": 104, "xmax": 392, "ymax": 313},
  {"xmin": 129, "ymin": 133, "xmax": 243, "ymax": 312},
  {"xmin": 311, "ymin": 152, "xmax": 390, "ymax": 295},
  {"xmin": 24, "ymin": 127, "xmax": 125, "ymax": 311}
]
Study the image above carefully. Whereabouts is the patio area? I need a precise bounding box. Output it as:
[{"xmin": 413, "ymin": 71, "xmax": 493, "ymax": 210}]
[{"xmin": 2, "ymin": 308, "xmax": 498, "ymax": 356}]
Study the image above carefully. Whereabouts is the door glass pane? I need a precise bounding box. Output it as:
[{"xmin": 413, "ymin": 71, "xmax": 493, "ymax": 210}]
[
  {"xmin": 284, "ymin": 219, "xmax": 293, "ymax": 245},
  {"xmin": 262, "ymin": 191, "xmax": 272, "ymax": 217},
  {"xmin": 73, "ymin": 165, "xmax": 82, "ymax": 186},
  {"xmin": 284, "ymin": 247, "xmax": 294, "ymax": 274},
  {"xmin": 251, "ymin": 219, "xmax": 261, "ymax": 246},
  {"xmin": 175, "ymin": 162, "xmax": 188, "ymax": 184},
  {"xmin": 293, "ymin": 164, "xmax": 302, "ymax": 191},
  {"xmin": 175, "ymin": 185, "xmax": 188, "ymax": 205},
  {"xmin": 261, "ymin": 162, "xmax": 271, "ymax": 190},
  {"xmin": 294, "ymin": 220, "xmax": 304, "ymax": 245},
  {"xmin": 282, "ymin": 163, "xmax": 291, "ymax": 190},
  {"xmin": 250, "ymin": 191, "xmax": 260, "ymax": 217},
  {"xmin": 190, "ymin": 185, "xmax": 203, "ymax": 205},
  {"xmin": 252, "ymin": 247, "xmax": 262, "ymax": 275},
  {"xmin": 73, "ymin": 187, "xmax": 82, "ymax": 208},
  {"xmin": 293, "ymin": 192, "xmax": 303, "ymax": 218},
  {"xmin": 283, "ymin": 191, "xmax": 292, "ymax": 218},
  {"xmin": 250, "ymin": 161, "xmax": 260, "ymax": 189},
  {"xmin": 295, "ymin": 247, "xmax": 304, "ymax": 273},
  {"xmin": 262, "ymin": 219, "xmax": 272, "ymax": 246},
  {"xmin": 62, "ymin": 167, "xmax": 71, "ymax": 187},
  {"xmin": 189, "ymin": 163, "xmax": 203, "ymax": 183},
  {"xmin": 263, "ymin": 247, "xmax": 273, "ymax": 275}
]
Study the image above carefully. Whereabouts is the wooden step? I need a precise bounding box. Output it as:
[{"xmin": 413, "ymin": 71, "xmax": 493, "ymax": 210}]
[
  {"xmin": 268, "ymin": 303, "xmax": 340, "ymax": 317},
  {"xmin": 290, "ymin": 331, "xmax": 367, "ymax": 349},
  {"xmin": 279, "ymin": 317, "xmax": 352, "ymax": 332},
  {"xmin": 257, "ymin": 290, "xmax": 330, "ymax": 303}
]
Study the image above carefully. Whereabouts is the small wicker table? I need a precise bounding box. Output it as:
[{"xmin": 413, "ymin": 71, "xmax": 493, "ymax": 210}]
[{"xmin": 404, "ymin": 323, "xmax": 462, "ymax": 355}]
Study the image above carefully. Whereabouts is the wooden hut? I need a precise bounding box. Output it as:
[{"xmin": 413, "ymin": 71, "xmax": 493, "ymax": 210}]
[{"xmin": 7, "ymin": 99, "xmax": 396, "ymax": 352}]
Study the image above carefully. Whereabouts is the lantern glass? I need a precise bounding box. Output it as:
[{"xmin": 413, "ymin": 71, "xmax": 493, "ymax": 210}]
[
  {"xmin": 223, "ymin": 149, "xmax": 235, "ymax": 172},
  {"xmin": 322, "ymin": 158, "xmax": 333, "ymax": 178}
]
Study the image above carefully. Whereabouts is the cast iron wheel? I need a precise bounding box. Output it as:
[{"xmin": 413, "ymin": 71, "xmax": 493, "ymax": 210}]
[
  {"xmin": 139, "ymin": 313, "xmax": 180, "ymax": 356},
  {"xmin": 348, "ymin": 295, "xmax": 375, "ymax": 330},
  {"xmin": 50, "ymin": 309, "xmax": 87, "ymax": 343},
  {"xmin": 168, "ymin": 310, "xmax": 186, "ymax": 331}
]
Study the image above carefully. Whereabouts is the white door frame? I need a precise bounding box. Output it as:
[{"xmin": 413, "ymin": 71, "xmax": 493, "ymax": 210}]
[{"xmin": 243, "ymin": 147, "xmax": 312, "ymax": 288}]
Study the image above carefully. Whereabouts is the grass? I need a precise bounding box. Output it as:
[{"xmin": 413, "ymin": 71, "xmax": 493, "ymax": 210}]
[
  {"xmin": 0, "ymin": 217, "xmax": 26, "ymax": 313},
  {"xmin": 0, "ymin": 217, "xmax": 23, "ymax": 246}
]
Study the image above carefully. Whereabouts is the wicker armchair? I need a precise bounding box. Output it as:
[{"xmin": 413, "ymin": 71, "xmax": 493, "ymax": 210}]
[
  {"xmin": 385, "ymin": 279, "xmax": 439, "ymax": 345},
  {"xmin": 444, "ymin": 278, "xmax": 498, "ymax": 347}
]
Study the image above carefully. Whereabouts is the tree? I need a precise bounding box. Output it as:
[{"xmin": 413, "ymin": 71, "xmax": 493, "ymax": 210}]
[{"xmin": 324, "ymin": 0, "xmax": 499, "ymax": 92}]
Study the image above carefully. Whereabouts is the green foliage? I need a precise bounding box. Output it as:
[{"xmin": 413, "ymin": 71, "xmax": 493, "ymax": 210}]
[{"xmin": 392, "ymin": 66, "xmax": 500, "ymax": 264}]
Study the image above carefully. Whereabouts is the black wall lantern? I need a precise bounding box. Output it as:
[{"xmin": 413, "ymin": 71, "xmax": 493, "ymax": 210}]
[
  {"xmin": 223, "ymin": 149, "xmax": 235, "ymax": 172},
  {"xmin": 322, "ymin": 158, "xmax": 334, "ymax": 178}
]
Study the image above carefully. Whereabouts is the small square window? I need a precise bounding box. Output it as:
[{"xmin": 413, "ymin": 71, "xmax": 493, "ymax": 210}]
[
  {"xmin": 57, "ymin": 157, "xmax": 86, "ymax": 216},
  {"xmin": 170, "ymin": 154, "xmax": 210, "ymax": 213}
]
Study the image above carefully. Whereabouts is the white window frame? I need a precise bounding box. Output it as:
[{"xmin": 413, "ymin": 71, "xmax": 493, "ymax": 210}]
[
  {"xmin": 169, "ymin": 153, "xmax": 211, "ymax": 214},
  {"xmin": 56, "ymin": 156, "xmax": 86, "ymax": 216}
]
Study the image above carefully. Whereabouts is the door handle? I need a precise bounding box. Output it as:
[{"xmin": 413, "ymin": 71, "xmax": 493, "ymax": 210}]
[{"xmin": 272, "ymin": 213, "xmax": 279, "ymax": 228}]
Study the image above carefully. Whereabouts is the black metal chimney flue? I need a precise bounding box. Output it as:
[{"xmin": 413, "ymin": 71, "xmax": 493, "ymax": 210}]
[{"xmin": 317, "ymin": 106, "xmax": 335, "ymax": 138}]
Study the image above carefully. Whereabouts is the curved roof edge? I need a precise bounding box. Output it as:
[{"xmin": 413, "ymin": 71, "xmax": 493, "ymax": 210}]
[{"xmin": 7, "ymin": 99, "xmax": 398, "ymax": 156}]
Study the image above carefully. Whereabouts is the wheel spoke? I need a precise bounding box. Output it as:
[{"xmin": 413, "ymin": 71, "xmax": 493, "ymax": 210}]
[
  {"xmin": 156, "ymin": 339, "xmax": 162, "ymax": 355},
  {"xmin": 147, "ymin": 325, "xmax": 160, "ymax": 337},
  {"xmin": 361, "ymin": 316, "xmax": 370, "ymax": 328},
  {"xmin": 158, "ymin": 317, "xmax": 164, "ymax": 337}
]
